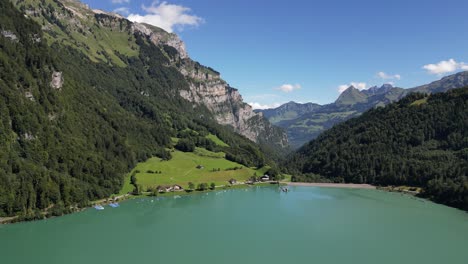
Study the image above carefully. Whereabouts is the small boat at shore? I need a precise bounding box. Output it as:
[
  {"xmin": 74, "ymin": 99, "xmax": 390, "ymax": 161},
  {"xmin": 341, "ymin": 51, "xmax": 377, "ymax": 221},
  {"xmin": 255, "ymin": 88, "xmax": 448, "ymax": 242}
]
[
  {"xmin": 94, "ymin": 205, "xmax": 104, "ymax": 210},
  {"xmin": 109, "ymin": 203, "xmax": 120, "ymax": 208}
]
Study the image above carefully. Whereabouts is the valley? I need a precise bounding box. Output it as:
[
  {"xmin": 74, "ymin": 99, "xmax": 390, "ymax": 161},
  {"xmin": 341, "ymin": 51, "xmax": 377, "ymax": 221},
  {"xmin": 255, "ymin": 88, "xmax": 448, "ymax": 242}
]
[
  {"xmin": 259, "ymin": 73, "xmax": 468, "ymax": 148},
  {"xmin": 1, "ymin": 0, "xmax": 468, "ymax": 263}
]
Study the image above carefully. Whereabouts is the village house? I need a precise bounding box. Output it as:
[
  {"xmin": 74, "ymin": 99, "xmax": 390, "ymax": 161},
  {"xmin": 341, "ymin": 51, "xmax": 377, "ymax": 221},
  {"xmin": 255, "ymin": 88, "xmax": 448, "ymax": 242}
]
[
  {"xmin": 260, "ymin": 175, "xmax": 270, "ymax": 182},
  {"xmin": 156, "ymin": 185, "xmax": 184, "ymax": 193},
  {"xmin": 173, "ymin": 185, "xmax": 184, "ymax": 191},
  {"xmin": 228, "ymin": 178, "xmax": 237, "ymax": 185}
]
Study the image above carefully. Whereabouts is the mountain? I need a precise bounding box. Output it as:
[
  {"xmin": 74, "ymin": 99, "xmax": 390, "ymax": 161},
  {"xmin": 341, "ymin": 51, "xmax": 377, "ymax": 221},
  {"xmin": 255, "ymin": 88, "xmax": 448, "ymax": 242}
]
[
  {"xmin": 362, "ymin": 83, "xmax": 394, "ymax": 96},
  {"xmin": 411, "ymin": 72, "xmax": 468, "ymax": 94},
  {"xmin": 259, "ymin": 72, "xmax": 468, "ymax": 148},
  {"xmin": 0, "ymin": 0, "xmax": 285, "ymax": 218},
  {"xmin": 335, "ymin": 86, "xmax": 368, "ymax": 105},
  {"xmin": 9, "ymin": 0, "xmax": 287, "ymax": 149},
  {"xmin": 285, "ymin": 88, "xmax": 468, "ymax": 210},
  {"xmin": 256, "ymin": 101, "xmax": 322, "ymax": 124}
]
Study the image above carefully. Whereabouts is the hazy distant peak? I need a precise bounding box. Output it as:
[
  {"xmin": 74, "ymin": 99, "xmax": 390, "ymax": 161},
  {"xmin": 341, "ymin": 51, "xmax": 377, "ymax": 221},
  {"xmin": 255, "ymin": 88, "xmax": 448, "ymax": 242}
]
[{"xmin": 380, "ymin": 83, "xmax": 394, "ymax": 90}]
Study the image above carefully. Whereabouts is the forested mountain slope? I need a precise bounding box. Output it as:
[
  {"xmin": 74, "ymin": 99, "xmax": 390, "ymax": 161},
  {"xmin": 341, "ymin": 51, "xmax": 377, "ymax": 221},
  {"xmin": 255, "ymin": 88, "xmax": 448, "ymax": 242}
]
[
  {"xmin": 0, "ymin": 0, "xmax": 276, "ymax": 218},
  {"xmin": 8, "ymin": 0, "xmax": 287, "ymax": 149},
  {"xmin": 286, "ymin": 88, "xmax": 468, "ymax": 210}
]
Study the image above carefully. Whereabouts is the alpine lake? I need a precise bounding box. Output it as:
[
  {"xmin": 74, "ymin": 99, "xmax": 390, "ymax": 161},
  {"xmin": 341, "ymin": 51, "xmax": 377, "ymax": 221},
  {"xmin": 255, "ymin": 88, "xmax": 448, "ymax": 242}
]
[{"xmin": 0, "ymin": 186, "xmax": 467, "ymax": 264}]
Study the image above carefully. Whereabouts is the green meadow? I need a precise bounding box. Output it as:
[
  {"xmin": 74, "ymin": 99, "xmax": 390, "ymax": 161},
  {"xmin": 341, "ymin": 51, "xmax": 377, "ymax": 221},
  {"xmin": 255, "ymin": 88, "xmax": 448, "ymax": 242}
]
[
  {"xmin": 119, "ymin": 148, "xmax": 268, "ymax": 195},
  {"xmin": 205, "ymin": 134, "xmax": 229, "ymax": 147}
]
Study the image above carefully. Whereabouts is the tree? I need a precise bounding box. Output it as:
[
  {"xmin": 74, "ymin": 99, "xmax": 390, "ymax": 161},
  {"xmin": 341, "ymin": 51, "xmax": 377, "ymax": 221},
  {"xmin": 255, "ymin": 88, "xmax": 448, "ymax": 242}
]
[
  {"xmin": 266, "ymin": 167, "xmax": 282, "ymax": 181},
  {"xmin": 132, "ymin": 184, "xmax": 142, "ymax": 195},
  {"xmin": 210, "ymin": 182, "xmax": 216, "ymax": 190},
  {"xmin": 175, "ymin": 139, "xmax": 195, "ymax": 152},
  {"xmin": 197, "ymin": 183, "xmax": 208, "ymax": 191},
  {"xmin": 130, "ymin": 172, "xmax": 138, "ymax": 186},
  {"xmin": 188, "ymin": 182, "xmax": 195, "ymax": 191}
]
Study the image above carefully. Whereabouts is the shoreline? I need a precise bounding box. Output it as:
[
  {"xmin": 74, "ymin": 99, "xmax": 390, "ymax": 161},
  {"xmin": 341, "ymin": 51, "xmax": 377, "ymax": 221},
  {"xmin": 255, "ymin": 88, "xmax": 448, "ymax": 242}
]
[
  {"xmin": 0, "ymin": 182, "xmax": 275, "ymax": 225},
  {"xmin": 287, "ymin": 182, "xmax": 376, "ymax": 189}
]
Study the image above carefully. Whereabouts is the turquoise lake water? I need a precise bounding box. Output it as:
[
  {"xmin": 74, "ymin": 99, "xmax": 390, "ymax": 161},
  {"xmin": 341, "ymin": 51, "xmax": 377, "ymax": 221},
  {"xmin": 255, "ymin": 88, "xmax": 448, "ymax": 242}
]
[{"xmin": 0, "ymin": 186, "xmax": 467, "ymax": 264}]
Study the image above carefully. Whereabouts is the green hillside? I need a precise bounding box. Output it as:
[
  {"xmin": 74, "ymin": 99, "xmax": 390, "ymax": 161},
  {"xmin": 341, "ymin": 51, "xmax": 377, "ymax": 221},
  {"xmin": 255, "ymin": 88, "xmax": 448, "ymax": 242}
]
[
  {"xmin": 0, "ymin": 0, "xmax": 273, "ymax": 218},
  {"xmin": 286, "ymin": 88, "xmax": 468, "ymax": 210},
  {"xmin": 120, "ymin": 148, "xmax": 265, "ymax": 195}
]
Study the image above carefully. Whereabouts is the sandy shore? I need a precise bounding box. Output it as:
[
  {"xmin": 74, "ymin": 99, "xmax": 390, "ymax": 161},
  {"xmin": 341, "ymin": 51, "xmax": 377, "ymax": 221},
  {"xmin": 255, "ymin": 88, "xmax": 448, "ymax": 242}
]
[
  {"xmin": 287, "ymin": 182, "xmax": 376, "ymax": 189},
  {"xmin": 0, "ymin": 216, "xmax": 18, "ymax": 224}
]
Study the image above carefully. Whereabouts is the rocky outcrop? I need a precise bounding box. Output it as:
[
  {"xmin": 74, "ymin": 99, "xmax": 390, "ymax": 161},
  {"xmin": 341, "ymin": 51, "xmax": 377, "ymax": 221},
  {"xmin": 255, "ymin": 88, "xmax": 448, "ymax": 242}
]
[
  {"xmin": 23, "ymin": 132, "xmax": 36, "ymax": 141},
  {"xmin": 25, "ymin": 91, "xmax": 35, "ymax": 101},
  {"xmin": 16, "ymin": 0, "xmax": 287, "ymax": 148},
  {"xmin": 178, "ymin": 61, "xmax": 287, "ymax": 147},
  {"xmin": 1, "ymin": 30, "xmax": 18, "ymax": 42},
  {"xmin": 131, "ymin": 23, "xmax": 188, "ymax": 59},
  {"xmin": 128, "ymin": 20, "xmax": 287, "ymax": 146},
  {"xmin": 51, "ymin": 72, "xmax": 64, "ymax": 90}
]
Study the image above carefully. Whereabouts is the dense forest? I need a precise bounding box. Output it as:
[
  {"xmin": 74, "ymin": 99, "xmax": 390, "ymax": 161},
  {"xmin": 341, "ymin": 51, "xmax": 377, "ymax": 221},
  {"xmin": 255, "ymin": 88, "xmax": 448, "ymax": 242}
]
[
  {"xmin": 0, "ymin": 1, "xmax": 270, "ymax": 218},
  {"xmin": 286, "ymin": 88, "xmax": 468, "ymax": 210}
]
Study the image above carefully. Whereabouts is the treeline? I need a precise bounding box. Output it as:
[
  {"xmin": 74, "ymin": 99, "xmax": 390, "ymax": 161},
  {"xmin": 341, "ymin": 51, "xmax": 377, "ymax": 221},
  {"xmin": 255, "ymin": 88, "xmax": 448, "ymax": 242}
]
[
  {"xmin": 173, "ymin": 119, "xmax": 267, "ymax": 168},
  {"xmin": 285, "ymin": 88, "xmax": 468, "ymax": 210},
  {"xmin": 0, "ymin": 1, "xmax": 269, "ymax": 217}
]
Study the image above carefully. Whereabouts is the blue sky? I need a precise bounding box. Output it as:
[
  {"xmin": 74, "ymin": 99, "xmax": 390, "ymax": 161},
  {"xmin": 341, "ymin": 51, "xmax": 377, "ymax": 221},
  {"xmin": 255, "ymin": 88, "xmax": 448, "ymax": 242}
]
[{"xmin": 82, "ymin": 0, "xmax": 468, "ymax": 108}]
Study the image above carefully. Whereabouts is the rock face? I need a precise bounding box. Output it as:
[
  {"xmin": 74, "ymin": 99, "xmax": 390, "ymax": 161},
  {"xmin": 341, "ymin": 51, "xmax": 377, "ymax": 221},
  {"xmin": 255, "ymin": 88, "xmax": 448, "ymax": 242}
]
[
  {"xmin": 1, "ymin": 30, "xmax": 18, "ymax": 42},
  {"xmin": 131, "ymin": 22, "xmax": 287, "ymax": 147},
  {"xmin": 16, "ymin": 0, "xmax": 288, "ymax": 148},
  {"xmin": 177, "ymin": 63, "xmax": 286, "ymax": 146},
  {"xmin": 51, "ymin": 72, "xmax": 64, "ymax": 90},
  {"xmin": 24, "ymin": 91, "xmax": 35, "ymax": 101},
  {"xmin": 131, "ymin": 22, "xmax": 189, "ymax": 59}
]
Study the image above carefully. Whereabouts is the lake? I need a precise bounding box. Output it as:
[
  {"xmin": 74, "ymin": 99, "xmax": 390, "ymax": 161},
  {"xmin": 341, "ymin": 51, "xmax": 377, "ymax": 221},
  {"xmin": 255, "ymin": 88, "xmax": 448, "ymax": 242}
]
[{"xmin": 0, "ymin": 186, "xmax": 467, "ymax": 264}]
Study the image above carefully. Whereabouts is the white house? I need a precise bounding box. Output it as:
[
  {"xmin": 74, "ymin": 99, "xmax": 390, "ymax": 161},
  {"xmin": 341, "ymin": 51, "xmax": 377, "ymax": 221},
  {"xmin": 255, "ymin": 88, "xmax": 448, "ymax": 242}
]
[{"xmin": 260, "ymin": 175, "xmax": 270, "ymax": 182}]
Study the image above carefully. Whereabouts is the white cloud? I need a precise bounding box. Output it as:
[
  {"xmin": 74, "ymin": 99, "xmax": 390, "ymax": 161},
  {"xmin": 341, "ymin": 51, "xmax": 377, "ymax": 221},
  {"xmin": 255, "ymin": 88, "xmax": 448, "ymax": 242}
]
[
  {"xmin": 276, "ymin": 84, "xmax": 301, "ymax": 93},
  {"xmin": 249, "ymin": 102, "xmax": 283, "ymax": 110},
  {"xmin": 127, "ymin": 1, "xmax": 204, "ymax": 33},
  {"xmin": 338, "ymin": 82, "xmax": 367, "ymax": 93},
  {"xmin": 423, "ymin": 59, "xmax": 468, "ymax": 75},
  {"xmin": 113, "ymin": 7, "xmax": 130, "ymax": 15},
  {"xmin": 377, "ymin": 71, "xmax": 401, "ymax": 80},
  {"xmin": 111, "ymin": 0, "xmax": 130, "ymax": 4}
]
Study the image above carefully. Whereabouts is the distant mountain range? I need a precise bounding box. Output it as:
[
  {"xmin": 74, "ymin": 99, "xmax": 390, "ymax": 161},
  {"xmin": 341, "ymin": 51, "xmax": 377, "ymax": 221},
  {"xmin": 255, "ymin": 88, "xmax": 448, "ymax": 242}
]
[{"xmin": 257, "ymin": 71, "xmax": 468, "ymax": 148}]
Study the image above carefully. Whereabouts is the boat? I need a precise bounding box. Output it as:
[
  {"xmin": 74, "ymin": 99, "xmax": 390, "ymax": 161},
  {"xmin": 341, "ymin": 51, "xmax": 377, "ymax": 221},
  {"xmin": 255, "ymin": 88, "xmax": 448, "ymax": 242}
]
[
  {"xmin": 109, "ymin": 203, "xmax": 120, "ymax": 208},
  {"xmin": 94, "ymin": 205, "xmax": 104, "ymax": 210}
]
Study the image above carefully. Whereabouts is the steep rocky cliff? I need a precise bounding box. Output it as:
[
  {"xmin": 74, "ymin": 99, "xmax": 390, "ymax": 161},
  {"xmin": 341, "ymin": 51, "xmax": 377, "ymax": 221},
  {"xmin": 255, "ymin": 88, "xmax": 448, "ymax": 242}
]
[
  {"xmin": 12, "ymin": 0, "xmax": 287, "ymax": 148},
  {"xmin": 132, "ymin": 22, "xmax": 287, "ymax": 147}
]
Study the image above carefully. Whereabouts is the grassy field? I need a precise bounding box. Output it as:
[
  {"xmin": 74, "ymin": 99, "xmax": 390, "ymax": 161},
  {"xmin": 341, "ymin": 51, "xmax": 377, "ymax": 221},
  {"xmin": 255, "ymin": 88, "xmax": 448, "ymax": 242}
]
[
  {"xmin": 206, "ymin": 134, "xmax": 229, "ymax": 147},
  {"xmin": 411, "ymin": 97, "xmax": 428, "ymax": 106},
  {"xmin": 119, "ymin": 148, "xmax": 266, "ymax": 195}
]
